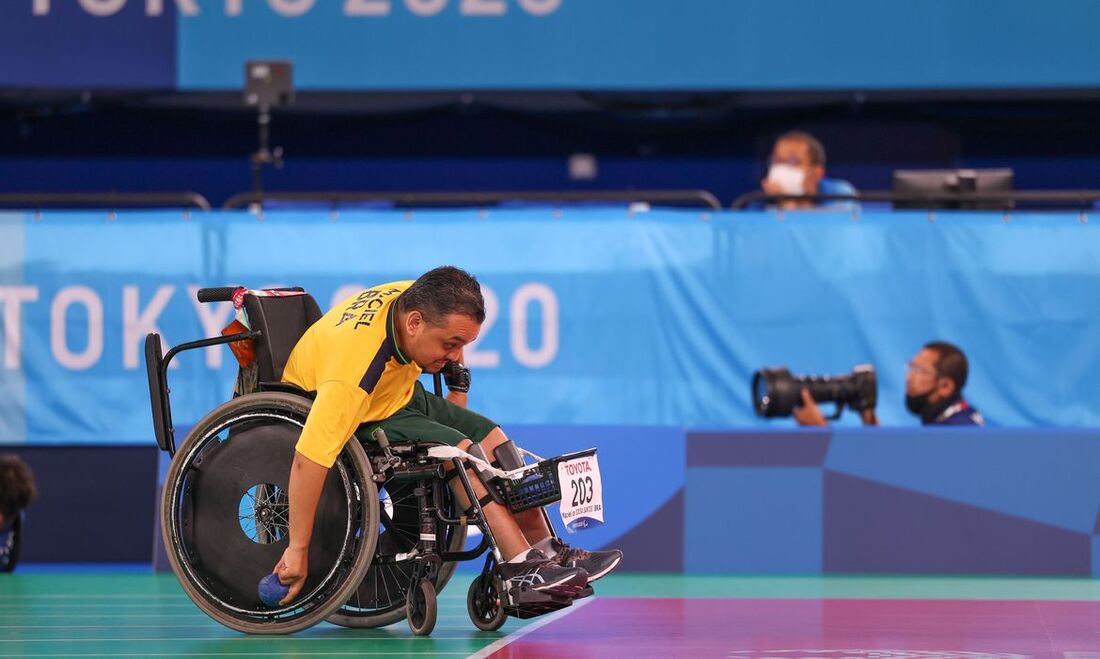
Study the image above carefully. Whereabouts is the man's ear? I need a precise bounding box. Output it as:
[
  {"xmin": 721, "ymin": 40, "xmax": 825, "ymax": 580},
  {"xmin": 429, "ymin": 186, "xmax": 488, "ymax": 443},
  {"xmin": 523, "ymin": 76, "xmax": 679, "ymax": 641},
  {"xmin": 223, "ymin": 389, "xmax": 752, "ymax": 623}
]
[
  {"xmin": 405, "ymin": 310, "xmax": 423, "ymax": 335},
  {"xmin": 935, "ymin": 376, "xmax": 957, "ymax": 400}
]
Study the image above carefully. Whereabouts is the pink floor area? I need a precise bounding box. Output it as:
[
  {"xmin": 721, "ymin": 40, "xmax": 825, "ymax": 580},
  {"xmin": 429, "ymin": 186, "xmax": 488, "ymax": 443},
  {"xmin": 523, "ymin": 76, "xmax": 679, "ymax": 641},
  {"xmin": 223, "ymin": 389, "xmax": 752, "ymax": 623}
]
[{"xmin": 488, "ymin": 597, "xmax": 1100, "ymax": 658}]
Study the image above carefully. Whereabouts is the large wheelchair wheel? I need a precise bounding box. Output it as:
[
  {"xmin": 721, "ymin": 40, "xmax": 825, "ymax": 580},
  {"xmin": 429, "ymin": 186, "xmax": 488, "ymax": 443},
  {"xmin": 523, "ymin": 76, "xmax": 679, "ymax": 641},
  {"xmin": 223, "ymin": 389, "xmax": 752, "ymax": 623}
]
[
  {"xmin": 326, "ymin": 451, "xmax": 467, "ymax": 629},
  {"xmin": 161, "ymin": 392, "xmax": 378, "ymax": 635}
]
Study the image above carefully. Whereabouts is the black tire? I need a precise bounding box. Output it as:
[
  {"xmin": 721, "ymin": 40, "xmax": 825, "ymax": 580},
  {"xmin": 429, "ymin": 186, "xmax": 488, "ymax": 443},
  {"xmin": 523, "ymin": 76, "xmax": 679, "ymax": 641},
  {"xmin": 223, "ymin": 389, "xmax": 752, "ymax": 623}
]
[
  {"xmin": 406, "ymin": 577, "xmax": 438, "ymax": 636},
  {"xmin": 326, "ymin": 459, "xmax": 467, "ymax": 629},
  {"xmin": 467, "ymin": 572, "xmax": 507, "ymax": 632},
  {"xmin": 161, "ymin": 392, "xmax": 378, "ymax": 635}
]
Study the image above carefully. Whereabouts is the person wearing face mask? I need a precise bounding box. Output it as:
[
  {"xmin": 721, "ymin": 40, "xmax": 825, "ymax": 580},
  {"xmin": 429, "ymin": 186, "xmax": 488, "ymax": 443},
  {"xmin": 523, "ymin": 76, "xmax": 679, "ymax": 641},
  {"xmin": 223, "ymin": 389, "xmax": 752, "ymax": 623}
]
[
  {"xmin": 761, "ymin": 131, "xmax": 857, "ymax": 209},
  {"xmin": 794, "ymin": 341, "xmax": 984, "ymax": 427}
]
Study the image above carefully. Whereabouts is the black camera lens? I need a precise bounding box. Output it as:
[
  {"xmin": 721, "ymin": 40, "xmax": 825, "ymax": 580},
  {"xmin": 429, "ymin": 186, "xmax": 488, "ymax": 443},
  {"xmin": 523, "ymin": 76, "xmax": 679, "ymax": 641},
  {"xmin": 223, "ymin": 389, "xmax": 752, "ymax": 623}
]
[{"xmin": 751, "ymin": 365, "xmax": 876, "ymax": 419}]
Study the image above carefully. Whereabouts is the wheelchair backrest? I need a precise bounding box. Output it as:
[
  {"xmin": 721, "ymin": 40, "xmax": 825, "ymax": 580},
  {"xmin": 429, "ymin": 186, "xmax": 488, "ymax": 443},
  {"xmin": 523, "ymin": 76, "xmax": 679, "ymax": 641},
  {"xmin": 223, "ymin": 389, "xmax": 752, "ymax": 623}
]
[{"xmin": 242, "ymin": 292, "xmax": 323, "ymax": 383}]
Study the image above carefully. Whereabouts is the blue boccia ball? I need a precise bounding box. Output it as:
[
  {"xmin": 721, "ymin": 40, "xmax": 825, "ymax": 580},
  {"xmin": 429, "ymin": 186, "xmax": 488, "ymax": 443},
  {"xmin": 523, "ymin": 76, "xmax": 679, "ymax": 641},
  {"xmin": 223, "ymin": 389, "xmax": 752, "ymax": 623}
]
[{"xmin": 258, "ymin": 573, "xmax": 290, "ymax": 607}]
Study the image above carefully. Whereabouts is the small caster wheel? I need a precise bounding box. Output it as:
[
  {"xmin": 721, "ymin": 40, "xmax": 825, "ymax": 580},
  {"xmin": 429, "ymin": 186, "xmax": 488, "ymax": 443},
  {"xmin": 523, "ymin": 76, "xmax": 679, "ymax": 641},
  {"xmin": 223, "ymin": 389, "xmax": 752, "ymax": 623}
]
[
  {"xmin": 406, "ymin": 577, "xmax": 437, "ymax": 636},
  {"xmin": 467, "ymin": 573, "xmax": 507, "ymax": 632}
]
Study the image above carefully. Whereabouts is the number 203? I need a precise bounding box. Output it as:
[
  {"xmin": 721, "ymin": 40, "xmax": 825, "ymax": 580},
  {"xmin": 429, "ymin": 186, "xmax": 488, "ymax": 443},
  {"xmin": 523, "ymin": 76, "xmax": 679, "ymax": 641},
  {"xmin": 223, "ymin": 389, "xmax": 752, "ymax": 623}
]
[{"xmin": 570, "ymin": 476, "xmax": 594, "ymax": 507}]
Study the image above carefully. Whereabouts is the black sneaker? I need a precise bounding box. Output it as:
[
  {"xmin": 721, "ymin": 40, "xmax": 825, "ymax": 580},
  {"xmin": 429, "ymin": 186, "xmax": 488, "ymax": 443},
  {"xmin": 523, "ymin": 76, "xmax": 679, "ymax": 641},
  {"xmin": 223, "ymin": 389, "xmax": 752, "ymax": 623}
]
[
  {"xmin": 499, "ymin": 548, "xmax": 589, "ymax": 598},
  {"xmin": 550, "ymin": 538, "xmax": 623, "ymax": 582}
]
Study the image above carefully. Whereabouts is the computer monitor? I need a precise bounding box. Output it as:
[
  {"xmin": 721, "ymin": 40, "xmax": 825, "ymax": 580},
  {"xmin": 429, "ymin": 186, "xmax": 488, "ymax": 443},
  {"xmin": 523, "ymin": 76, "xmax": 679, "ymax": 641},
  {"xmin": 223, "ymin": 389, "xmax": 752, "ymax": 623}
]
[{"xmin": 892, "ymin": 168, "xmax": 1014, "ymax": 209}]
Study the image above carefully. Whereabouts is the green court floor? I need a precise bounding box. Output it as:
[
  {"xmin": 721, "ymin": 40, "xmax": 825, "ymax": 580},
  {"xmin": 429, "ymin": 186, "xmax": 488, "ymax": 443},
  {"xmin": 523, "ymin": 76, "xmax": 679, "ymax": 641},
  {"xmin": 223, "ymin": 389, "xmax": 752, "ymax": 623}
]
[{"xmin": 1, "ymin": 571, "xmax": 1098, "ymax": 658}]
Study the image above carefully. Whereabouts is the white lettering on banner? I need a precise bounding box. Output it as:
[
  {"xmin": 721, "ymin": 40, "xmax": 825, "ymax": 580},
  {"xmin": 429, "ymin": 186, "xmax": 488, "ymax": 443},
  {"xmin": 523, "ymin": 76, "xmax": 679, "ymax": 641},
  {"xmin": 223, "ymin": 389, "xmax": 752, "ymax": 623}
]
[
  {"xmin": 0, "ymin": 280, "xmax": 559, "ymax": 370},
  {"xmin": 78, "ymin": 0, "xmax": 127, "ymax": 16},
  {"xmin": 123, "ymin": 285, "xmax": 175, "ymax": 370},
  {"xmin": 345, "ymin": 0, "xmax": 390, "ymax": 16},
  {"xmin": 146, "ymin": 0, "xmax": 200, "ymax": 16},
  {"xmin": 464, "ymin": 284, "xmax": 500, "ymax": 368},
  {"xmin": 268, "ymin": 0, "xmax": 316, "ymax": 17},
  {"xmin": 50, "ymin": 286, "xmax": 103, "ymax": 370},
  {"xmin": 403, "ymin": 0, "xmax": 445, "ymax": 16},
  {"xmin": 518, "ymin": 0, "xmax": 559, "ymax": 15},
  {"xmin": 31, "ymin": 0, "xmax": 560, "ymax": 17},
  {"xmin": 461, "ymin": 0, "xmax": 505, "ymax": 16},
  {"xmin": 0, "ymin": 287, "xmax": 39, "ymax": 369},
  {"xmin": 510, "ymin": 282, "xmax": 558, "ymax": 368},
  {"xmin": 557, "ymin": 454, "xmax": 603, "ymax": 533},
  {"xmin": 188, "ymin": 285, "xmax": 234, "ymax": 368}
]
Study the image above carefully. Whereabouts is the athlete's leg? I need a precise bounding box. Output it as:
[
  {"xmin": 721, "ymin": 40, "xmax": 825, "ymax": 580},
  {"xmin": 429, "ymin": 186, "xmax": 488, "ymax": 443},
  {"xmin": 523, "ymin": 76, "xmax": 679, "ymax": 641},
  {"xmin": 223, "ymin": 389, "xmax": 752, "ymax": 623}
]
[{"xmin": 476, "ymin": 428, "xmax": 553, "ymax": 545}]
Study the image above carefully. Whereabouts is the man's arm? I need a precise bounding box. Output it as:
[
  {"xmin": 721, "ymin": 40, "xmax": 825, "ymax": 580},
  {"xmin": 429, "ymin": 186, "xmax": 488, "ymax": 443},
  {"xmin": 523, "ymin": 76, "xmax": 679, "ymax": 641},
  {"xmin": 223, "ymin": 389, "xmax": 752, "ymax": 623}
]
[
  {"xmin": 273, "ymin": 381, "xmax": 369, "ymax": 603},
  {"xmin": 275, "ymin": 451, "xmax": 328, "ymax": 604},
  {"xmin": 794, "ymin": 388, "xmax": 879, "ymax": 427},
  {"xmin": 859, "ymin": 408, "xmax": 880, "ymax": 426}
]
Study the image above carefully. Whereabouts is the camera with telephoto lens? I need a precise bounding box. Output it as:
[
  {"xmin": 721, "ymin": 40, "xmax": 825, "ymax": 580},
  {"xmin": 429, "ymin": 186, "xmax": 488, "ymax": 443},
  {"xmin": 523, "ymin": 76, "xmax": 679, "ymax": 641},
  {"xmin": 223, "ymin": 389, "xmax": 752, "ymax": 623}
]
[{"xmin": 752, "ymin": 364, "xmax": 877, "ymax": 419}]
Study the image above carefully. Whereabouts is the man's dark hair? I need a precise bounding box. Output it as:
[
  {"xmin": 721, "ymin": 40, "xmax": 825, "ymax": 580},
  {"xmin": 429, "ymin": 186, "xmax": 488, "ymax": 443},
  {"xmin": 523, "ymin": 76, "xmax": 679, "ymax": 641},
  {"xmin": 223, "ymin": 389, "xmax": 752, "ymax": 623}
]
[
  {"xmin": 776, "ymin": 131, "xmax": 826, "ymax": 167},
  {"xmin": 398, "ymin": 266, "xmax": 485, "ymax": 326},
  {"xmin": 0, "ymin": 455, "xmax": 35, "ymax": 522},
  {"xmin": 924, "ymin": 341, "xmax": 969, "ymax": 391}
]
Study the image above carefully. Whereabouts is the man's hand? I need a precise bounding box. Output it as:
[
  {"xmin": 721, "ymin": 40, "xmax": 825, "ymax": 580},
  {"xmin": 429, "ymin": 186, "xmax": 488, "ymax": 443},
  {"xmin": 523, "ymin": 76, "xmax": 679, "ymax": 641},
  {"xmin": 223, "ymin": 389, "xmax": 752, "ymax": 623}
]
[
  {"xmin": 859, "ymin": 408, "xmax": 880, "ymax": 426},
  {"xmin": 442, "ymin": 361, "xmax": 471, "ymax": 393},
  {"xmin": 793, "ymin": 388, "xmax": 828, "ymax": 426},
  {"xmin": 274, "ymin": 546, "xmax": 308, "ymax": 606}
]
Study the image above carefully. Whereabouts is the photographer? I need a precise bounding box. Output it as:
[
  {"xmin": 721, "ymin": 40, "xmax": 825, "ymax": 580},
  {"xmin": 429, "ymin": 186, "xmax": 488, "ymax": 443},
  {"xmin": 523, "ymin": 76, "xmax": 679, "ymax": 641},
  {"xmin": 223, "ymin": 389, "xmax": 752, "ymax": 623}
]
[{"xmin": 795, "ymin": 341, "xmax": 983, "ymax": 427}]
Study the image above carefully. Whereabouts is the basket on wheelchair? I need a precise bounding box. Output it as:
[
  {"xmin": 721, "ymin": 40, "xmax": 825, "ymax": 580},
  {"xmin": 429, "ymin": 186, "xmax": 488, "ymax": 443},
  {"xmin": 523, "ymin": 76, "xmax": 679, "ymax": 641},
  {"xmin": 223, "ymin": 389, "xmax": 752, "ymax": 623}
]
[{"xmin": 145, "ymin": 286, "xmax": 597, "ymax": 636}]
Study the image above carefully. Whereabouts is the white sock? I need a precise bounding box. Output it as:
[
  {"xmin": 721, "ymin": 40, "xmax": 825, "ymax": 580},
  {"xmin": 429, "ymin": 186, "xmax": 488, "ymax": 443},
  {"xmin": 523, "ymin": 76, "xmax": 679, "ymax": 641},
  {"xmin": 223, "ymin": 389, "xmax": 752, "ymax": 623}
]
[{"xmin": 506, "ymin": 547, "xmax": 536, "ymax": 564}]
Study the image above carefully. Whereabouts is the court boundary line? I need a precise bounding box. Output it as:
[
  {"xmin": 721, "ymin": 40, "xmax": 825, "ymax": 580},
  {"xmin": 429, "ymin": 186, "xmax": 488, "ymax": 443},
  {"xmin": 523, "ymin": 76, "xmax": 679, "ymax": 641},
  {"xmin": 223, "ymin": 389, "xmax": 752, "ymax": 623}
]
[{"xmin": 467, "ymin": 597, "xmax": 592, "ymax": 659}]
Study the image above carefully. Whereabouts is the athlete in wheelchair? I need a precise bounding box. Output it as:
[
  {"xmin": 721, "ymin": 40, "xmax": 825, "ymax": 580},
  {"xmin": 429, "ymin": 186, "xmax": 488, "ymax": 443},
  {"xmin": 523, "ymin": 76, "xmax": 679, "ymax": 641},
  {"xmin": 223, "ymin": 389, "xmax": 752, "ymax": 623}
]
[{"xmin": 146, "ymin": 266, "xmax": 621, "ymax": 636}]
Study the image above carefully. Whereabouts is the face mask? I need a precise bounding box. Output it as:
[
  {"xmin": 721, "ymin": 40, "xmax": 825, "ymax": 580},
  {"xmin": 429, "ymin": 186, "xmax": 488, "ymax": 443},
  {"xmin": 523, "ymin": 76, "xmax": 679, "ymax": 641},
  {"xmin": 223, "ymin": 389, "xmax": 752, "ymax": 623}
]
[
  {"xmin": 767, "ymin": 163, "xmax": 806, "ymax": 195},
  {"xmin": 905, "ymin": 391, "xmax": 932, "ymax": 416}
]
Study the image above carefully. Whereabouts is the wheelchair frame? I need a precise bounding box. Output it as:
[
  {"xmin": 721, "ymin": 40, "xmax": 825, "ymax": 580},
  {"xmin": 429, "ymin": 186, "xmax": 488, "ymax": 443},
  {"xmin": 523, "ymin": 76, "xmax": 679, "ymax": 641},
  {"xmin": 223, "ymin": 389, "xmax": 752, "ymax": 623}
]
[{"xmin": 146, "ymin": 285, "xmax": 582, "ymax": 636}]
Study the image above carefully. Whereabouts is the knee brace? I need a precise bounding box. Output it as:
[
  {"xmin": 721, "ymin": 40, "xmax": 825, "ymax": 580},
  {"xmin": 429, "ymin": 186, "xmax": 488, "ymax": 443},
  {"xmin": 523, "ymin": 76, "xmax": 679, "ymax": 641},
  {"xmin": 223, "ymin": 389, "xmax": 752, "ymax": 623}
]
[
  {"xmin": 460, "ymin": 440, "xmax": 529, "ymax": 509},
  {"xmin": 490, "ymin": 440, "xmax": 526, "ymax": 472}
]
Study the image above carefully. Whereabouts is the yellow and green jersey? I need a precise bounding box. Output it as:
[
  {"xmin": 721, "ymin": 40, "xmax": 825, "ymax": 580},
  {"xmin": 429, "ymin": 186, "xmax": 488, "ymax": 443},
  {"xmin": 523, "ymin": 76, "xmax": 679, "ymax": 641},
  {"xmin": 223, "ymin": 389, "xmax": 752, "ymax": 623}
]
[{"xmin": 283, "ymin": 280, "xmax": 421, "ymax": 467}]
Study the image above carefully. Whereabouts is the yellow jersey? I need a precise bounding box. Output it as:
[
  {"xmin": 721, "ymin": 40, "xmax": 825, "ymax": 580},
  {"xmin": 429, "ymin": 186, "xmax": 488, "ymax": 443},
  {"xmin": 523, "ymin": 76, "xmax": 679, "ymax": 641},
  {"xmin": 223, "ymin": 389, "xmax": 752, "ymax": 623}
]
[{"xmin": 282, "ymin": 281, "xmax": 422, "ymax": 468}]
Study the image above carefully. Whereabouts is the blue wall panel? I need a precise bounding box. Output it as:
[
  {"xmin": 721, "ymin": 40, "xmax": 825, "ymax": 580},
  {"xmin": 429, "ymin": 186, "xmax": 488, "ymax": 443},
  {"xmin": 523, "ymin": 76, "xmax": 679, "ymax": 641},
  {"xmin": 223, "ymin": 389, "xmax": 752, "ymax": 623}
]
[
  {"xmin": 686, "ymin": 467, "xmax": 822, "ymax": 574},
  {"xmin": 684, "ymin": 429, "xmax": 1100, "ymax": 576}
]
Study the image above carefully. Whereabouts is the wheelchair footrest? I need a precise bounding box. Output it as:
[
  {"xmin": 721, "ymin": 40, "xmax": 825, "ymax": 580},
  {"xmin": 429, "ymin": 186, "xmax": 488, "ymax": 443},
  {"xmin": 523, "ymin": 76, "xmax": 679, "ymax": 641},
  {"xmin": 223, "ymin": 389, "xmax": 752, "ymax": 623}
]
[{"xmin": 502, "ymin": 586, "xmax": 574, "ymax": 620}]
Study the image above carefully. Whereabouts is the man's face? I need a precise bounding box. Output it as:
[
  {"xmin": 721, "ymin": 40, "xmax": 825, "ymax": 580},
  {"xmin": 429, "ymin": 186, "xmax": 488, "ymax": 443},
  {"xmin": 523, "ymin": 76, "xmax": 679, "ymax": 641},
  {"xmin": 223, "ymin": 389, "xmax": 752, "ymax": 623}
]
[
  {"xmin": 905, "ymin": 348, "xmax": 939, "ymax": 397},
  {"xmin": 403, "ymin": 312, "xmax": 480, "ymax": 373},
  {"xmin": 905, "ymin": 347, "xmax": 956, "ymax": 404},
  {"xmin": 771, "ymin": 138, "xmax": 824, "ymax": 194}
]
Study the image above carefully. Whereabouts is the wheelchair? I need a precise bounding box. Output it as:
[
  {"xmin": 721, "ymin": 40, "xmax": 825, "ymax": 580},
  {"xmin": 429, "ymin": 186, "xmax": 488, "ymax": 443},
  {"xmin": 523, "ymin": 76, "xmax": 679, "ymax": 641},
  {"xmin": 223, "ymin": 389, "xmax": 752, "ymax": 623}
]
[{"xmin": 145, "ymin": 286, "xmax": 596, "ymax": 636}]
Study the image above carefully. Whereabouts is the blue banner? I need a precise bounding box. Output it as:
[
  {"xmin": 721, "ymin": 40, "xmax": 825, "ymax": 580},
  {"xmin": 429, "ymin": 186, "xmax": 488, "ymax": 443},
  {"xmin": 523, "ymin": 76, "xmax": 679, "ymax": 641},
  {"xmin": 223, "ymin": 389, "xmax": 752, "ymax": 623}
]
[
  {"xmin": 2, "ymin": 207, "xmax": 1100, "ymax": 445},
  {"xmin": 3, "ymin": 1, "xmax": 1100, "ymax": 90}
]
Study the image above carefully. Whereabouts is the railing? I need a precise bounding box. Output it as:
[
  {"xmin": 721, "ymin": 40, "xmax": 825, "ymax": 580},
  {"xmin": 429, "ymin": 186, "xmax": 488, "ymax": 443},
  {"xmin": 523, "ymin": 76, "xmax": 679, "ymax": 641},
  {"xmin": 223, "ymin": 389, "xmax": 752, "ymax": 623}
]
[
  {"xmin": 222, "ymin": 189, "xmax": 723, "ymax": 211},
  {"xmin": 0, "ymin": 192, "xmax": 212, "ymax": 211},
  {"xmin": 730, "ymin": 190, "xmax": 1100, "ymax": 210}
]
